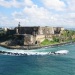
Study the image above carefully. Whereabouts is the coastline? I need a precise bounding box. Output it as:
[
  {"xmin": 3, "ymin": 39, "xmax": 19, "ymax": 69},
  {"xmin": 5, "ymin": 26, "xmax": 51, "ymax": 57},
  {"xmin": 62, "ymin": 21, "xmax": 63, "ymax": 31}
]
[{"xmin": 0, "ymin": 41, "xmax": 75, "ymax": 50}]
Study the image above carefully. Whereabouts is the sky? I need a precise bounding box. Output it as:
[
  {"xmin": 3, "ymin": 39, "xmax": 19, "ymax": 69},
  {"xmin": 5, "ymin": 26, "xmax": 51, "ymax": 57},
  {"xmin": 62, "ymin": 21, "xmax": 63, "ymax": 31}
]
[{"xmin": 0, "ymin": 0, "xmax": 75, "ymax": 28}]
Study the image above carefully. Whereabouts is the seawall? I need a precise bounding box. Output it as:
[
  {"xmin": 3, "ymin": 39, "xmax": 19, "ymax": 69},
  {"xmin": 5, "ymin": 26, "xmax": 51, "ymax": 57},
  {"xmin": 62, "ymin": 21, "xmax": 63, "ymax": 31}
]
[{"xmin": 0, "ymin": 41, "xmax": 75, "ymax": 50}]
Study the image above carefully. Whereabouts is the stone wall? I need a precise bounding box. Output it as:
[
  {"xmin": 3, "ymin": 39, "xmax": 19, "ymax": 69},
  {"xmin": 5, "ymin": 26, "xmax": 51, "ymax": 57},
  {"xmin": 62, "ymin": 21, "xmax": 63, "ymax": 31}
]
[
  {"xmin": 53, "ymin": 27, "xmax": 64, "ymax": 34},
  {"xmin": 36, "ymin": 35, "xmax": 45, "ymax": 43},
  {"xmin": 38, "ymin": 26, "xmax": 54, "ymax": 35},
  {"xmin": 24, "ymin": 34, "xmax": 34, "ymax": 45},
  {"xmin": 15, "ymin": 27, "xmax": 39, "ymax": 35}
]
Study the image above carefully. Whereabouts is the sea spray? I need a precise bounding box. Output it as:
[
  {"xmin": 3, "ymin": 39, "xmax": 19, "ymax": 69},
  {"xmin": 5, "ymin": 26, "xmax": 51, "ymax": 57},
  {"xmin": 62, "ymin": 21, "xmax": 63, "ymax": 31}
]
[{"xmin": 0, "ymin": 50, "xmax": 69, "ymax": 56}]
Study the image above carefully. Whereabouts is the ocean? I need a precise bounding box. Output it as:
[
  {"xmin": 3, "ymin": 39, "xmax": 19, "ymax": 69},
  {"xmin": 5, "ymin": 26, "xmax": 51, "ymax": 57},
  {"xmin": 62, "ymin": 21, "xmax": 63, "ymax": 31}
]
[{"xmin": 0, "ymin": 43, "xmax": 75, "ymax": 75}]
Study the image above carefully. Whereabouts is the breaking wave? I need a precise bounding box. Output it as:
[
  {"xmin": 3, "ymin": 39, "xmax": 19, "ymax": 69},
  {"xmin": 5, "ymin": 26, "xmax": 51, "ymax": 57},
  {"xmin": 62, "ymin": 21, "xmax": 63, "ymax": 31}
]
[{"xmin": 0, "ymin": 49, "xmax": 69, "ymax": 56}]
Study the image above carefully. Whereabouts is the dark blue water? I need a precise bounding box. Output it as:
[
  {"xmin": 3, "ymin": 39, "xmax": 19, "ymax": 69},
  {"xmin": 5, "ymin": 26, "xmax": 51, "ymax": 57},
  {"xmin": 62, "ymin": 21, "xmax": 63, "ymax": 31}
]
[{"xmin": 0, "ymin": 44, "xmax": 75, "ymax": 75}]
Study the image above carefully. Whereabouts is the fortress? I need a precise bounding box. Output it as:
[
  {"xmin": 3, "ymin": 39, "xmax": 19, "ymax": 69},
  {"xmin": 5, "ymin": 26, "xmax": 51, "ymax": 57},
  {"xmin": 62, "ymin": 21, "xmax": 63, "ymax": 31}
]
[{"xmin": 6, "ymin": 23, "xmax": 64, "ymax": 46}]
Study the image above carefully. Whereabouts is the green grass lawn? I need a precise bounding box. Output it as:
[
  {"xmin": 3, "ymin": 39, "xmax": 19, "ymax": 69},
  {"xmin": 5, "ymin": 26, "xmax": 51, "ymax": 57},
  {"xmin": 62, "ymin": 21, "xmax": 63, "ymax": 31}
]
[
  {"xmin": 41, "ymin": 39, "xmax": 59, "ymax": 46},
  {"xmin": 40, "ymin": 38, "xmax": 75, "ymax": 46}
]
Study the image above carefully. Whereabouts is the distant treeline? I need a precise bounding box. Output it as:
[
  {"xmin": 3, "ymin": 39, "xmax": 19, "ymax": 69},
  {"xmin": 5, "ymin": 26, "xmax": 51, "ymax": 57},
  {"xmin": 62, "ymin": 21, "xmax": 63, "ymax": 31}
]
[{"xmin": 0, "ymin": 30, "xmax": 15, "ymax": 42}]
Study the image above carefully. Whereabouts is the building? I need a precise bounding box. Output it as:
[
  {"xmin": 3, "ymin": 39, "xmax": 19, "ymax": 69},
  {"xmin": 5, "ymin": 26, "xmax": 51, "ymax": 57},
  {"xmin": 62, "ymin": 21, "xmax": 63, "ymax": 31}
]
[
  {"xmin": 14, "ymin": 26, "xmax": 56, "ymax": 45},
  {"xmin": 7, "ymin": 23, "xmax": 64, "ymax": 46},
  {"xmin": 53, "ymin": 27, "xmax": 64, "ymax": 34},
  {"xmin": 6, "ymin": 28, "xmax": 16, "ymax": 35}
]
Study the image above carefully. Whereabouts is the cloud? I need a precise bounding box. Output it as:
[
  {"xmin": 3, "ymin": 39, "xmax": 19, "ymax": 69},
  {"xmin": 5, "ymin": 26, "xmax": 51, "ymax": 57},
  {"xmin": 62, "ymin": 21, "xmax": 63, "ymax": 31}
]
[
  {"xmin": 0, "ymin": 0, "xmax": 75, "ymax": 28},
  {"xmin": 41, "ymin": 0, "xmax": 66, "ymax": 11},
  {"xmin": 12, "ymin": 11, "xmax": 24, "ymax": 19},
  {"xmin": 12, "ymin": 5, "xmax": 51, "ymax": 26},
  {"xmin": 0, "ymin": 0, "xmax": 34, "ymax": 8},
  {"xmin": 23, "ymin": 5, "xmax": 50, "ymax": 19},
  {"xmin": 24, "ymin": 0, "xmax": 34, "ymax": 7},
  {"xmin": 0, "ymin": 14, "xmax": 11, "ymax": 27},
  {"xmin": 0, "ymin": 0, "xmax": 22, "ymax": 8},
  {"xmin": 66, "ymin": 0, "xmax": 75, "ymax": 11}
]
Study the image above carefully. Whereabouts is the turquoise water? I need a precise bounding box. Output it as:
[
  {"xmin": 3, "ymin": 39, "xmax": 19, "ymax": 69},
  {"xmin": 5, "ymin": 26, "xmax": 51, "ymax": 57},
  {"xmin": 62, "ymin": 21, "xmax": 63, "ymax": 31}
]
[{"xmin": 0, "ymin": 43, "xmax": 75, "ymax": 75}]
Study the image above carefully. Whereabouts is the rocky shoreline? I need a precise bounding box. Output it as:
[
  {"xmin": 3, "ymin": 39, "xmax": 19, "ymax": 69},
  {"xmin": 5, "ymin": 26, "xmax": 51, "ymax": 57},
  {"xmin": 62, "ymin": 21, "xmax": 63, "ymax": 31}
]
[{"xmin": 0, "ymin": 41, "xmax": 75, "ymax": 50}]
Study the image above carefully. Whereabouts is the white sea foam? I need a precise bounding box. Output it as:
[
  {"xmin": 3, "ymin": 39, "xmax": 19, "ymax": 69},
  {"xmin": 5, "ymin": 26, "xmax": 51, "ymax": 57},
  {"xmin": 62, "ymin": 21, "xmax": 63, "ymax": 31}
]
[
  {"xmin": 55, "ymin": 50, "xmax": 69, "ymax": 54},
  {"xmin": 0, "ymin": 49, "xmax": 69, "ymax": 56}
]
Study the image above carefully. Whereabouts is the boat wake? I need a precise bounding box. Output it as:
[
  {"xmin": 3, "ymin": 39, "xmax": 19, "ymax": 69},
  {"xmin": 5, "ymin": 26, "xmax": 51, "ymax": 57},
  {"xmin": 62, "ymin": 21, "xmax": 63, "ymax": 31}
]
[{"xmin": 0, "ymin": 50, "xmax": 69, "ymax": 56}]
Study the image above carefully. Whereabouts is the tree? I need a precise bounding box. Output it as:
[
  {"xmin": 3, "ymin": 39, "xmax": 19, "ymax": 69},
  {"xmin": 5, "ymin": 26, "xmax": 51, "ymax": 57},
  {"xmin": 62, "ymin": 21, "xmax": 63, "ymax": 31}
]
[{"xmin": 53, "ymin": 36, "xmax": 59, "ymax": 42}]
